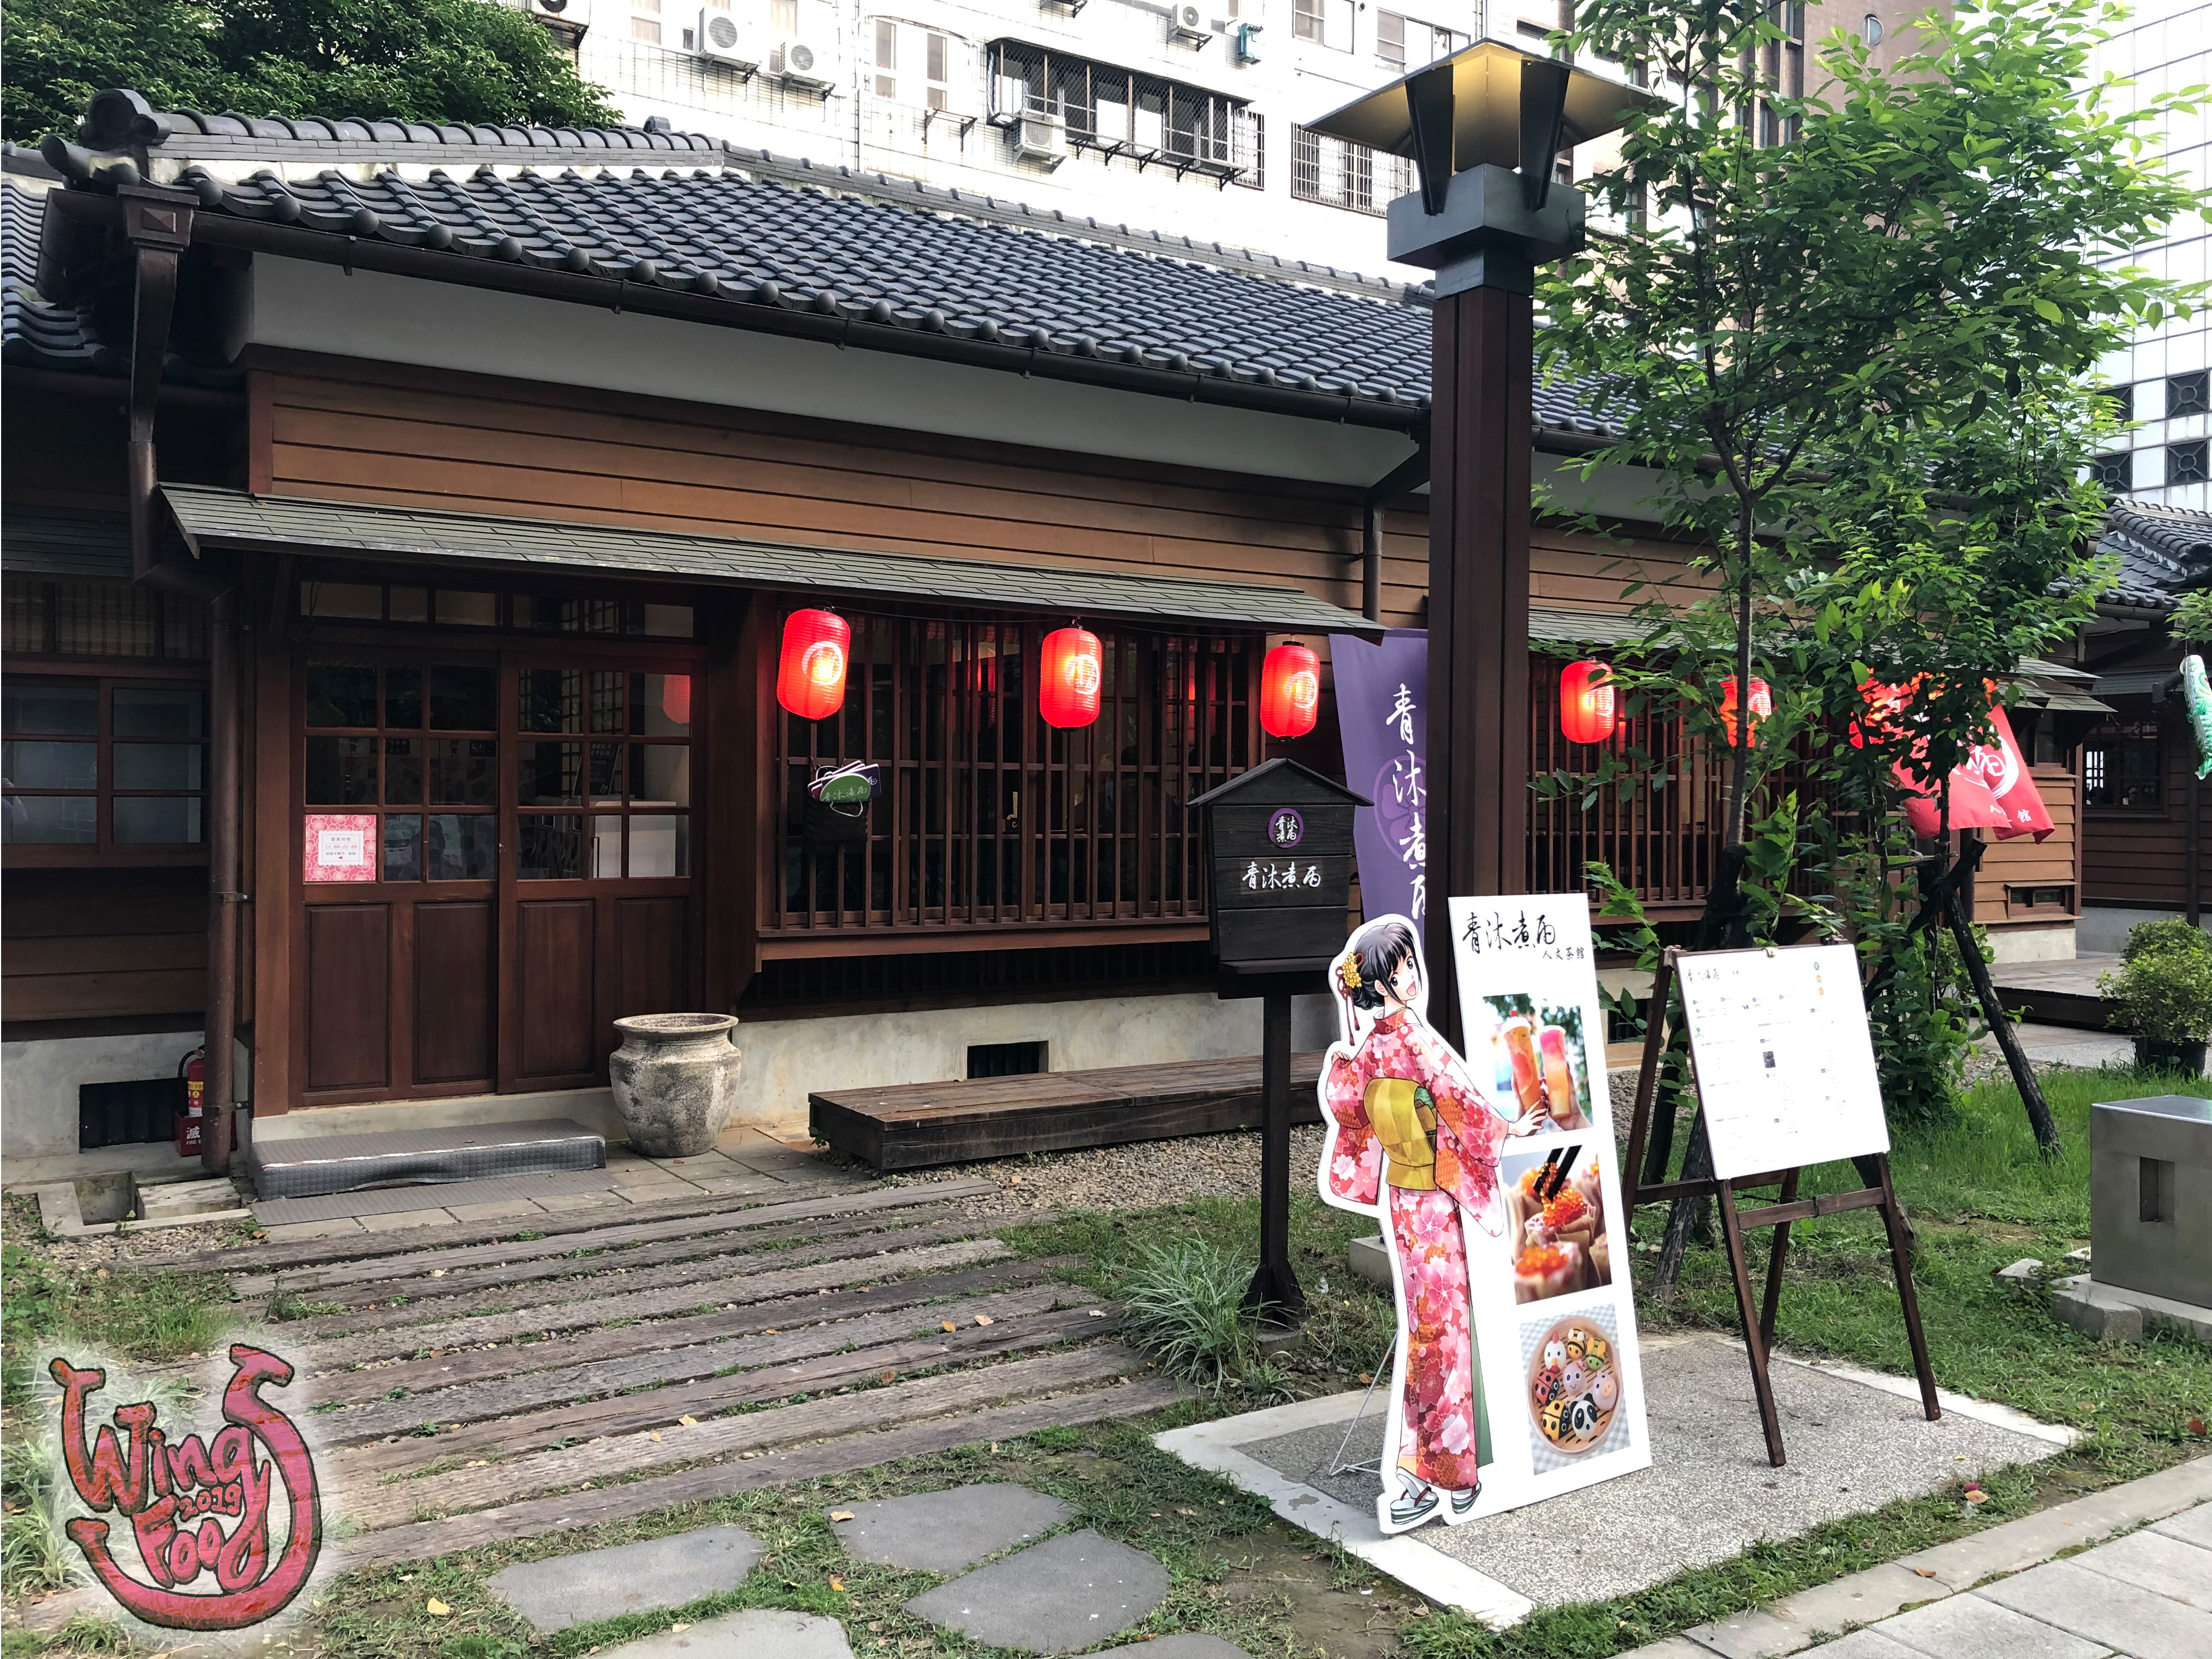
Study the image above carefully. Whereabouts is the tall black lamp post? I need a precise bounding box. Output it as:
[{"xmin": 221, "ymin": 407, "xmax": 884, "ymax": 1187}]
[{"xmin": 1308, "ymin": 44, "xmax": 1650, "ymax": 1044}]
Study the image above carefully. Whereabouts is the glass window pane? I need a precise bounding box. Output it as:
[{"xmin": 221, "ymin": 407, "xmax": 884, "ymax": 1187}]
[
  {"xmin": 2, "ymin": 739, "xmax": 97, "ymax": 789},
  {"xmin": 629, "ymin": 813, "xmax": 689, "ymax": 878},
  {"xmin": 426, "ymin": 813, "xmax": 496, "ymax": 879},
  {"xmin": 383, "ymin": 814, "xmax": 422, "ymax": 881},
  {"xmin": 436, "ymin": 591, "xmax": 497, "ymax": 627},
  {"xmin": 387, "ymin": 587, "xmax": 429, "ymax": 623},
  {"xmin": 305, "ymin": 735, "xmax": 376, "ymax": 805},
  {"xmin": 430, "ymin": 737, "xmax": 497, "ymax": 805},
  {"xmin": 589, "ymin": 670, "xmax": 624, "ymax": 733},
  {"xmin": 632, "ymin": 673, "xmax": 691, "ymax": 736},
  {"xmin": 385, "ymin": 667, "xmax": 424, "ymax": 730},
  {"xmin": 114, "ymin": 743, "xmax": 204, "ymax": 791},
  {"xmin": 518, "ymin": 668, "xmax": 579, "ymax": 733},
  {"xmin": 633, "ymin": 743, "xmax": 691, "ymax": 808},
  {"xmin": 385, "ymin": 737, "xmax": 423, "ymax": 804},
  {"xmin": 3, "ymin": 685, "xmax": 97, "ymax": 736},
  {"xmin": 518, "ymin": 813, "xmax": 583, "ymax": 879},
  {"xmin": 112, "ymin": 689, "xmax": 204, "ymax": 739},
  {"xmin": 590, "ymin": 742, "xmax": 624, "ymax": 805},
  {"xmin": 639, "ymin": 604, "xmax": 695, "ymax": 638},
  {"xmin": 302, "ymin": 581, "xmax": 381, "ymax": 619},
  {"xmin": 518, "ymin": 741, "xmax": 584, "ymax": 806},
  {"xmin": 430, "ymin": 665, "xmax": 496, "ymax": 730},
  {"xmin": 591, "ymin": 812, "xmax": 625, "ymax": 878},
  {"xmin": 305, "ymin": 662, "xmax": 377, "ymax": 727},
  {"xmin": 4, "ymin": 794, "xmax": 95, "ymax": 843},
  {"xmin": 114, "ymin": 795, "xmax": 202, "ymax": 843}
]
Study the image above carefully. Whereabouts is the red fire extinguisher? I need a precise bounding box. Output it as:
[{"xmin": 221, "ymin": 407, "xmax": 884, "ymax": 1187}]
[{"xmin": 177, "ymin": 1047, "xmax": 206, "ymax": 1158}]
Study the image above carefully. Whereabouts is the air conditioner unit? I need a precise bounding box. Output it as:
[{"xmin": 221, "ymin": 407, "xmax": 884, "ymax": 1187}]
[
  {"xmin": 526, "ymin": 0, "xmax": 590, "ymax": 43},
  {"xmin": 1013, "ymin": 112, "xmax": 1067, "ymax": 167},
  {"xmin": 1233, "ymin": 20, "xmax": 1262, "ymax": 61},
  {"xmin": 769, "ymin": 25, "xmax": 842, "ymax": 92},
  {"xmin": 1167, "ymin": 3, "xmax": 1213, "ymax": 46},
  {"xmin": 695, "ymin": 7, "xmax": 761, "ymax": 69}
]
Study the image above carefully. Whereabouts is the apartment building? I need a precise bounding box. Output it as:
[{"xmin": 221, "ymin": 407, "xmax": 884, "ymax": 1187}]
[{"xmin": 2091, "ymin": 0, "xmax": 2211, "ymax": 512}]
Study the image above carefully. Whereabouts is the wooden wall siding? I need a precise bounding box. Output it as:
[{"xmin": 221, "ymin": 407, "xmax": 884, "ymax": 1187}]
[
  {"xmin": 2085, "ymin": 709, "xmax": 2204, "ymax": 911},
  {"xmin": 1, "ymin": 868, "xmax": 207, "ymax": 1033},
  {"xmin": 251, "ymin": 356, "xmax": 1704, "ymax": 636},
  {"xmin": 1974, "ymin": 766, "xmax": 2083, "ymax": 923}
]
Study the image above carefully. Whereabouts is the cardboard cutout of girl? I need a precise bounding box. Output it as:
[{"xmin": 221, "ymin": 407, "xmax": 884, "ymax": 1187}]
[{"xmin": 1318, "ymin": 916, "xmax": 1548, "ymax": 1533}]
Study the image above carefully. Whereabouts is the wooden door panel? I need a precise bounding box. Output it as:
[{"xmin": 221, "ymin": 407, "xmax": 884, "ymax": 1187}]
[
  {"xmin": 306, "ymin": 904, "xmax": 390, "ymax": 1092},
  {"xmin": 516, "ymin": 899, "xmax": 596, "ymax": 1080},
  {"xmin": 414, "ymin": 900, "xmax": 495, "ymax": 1086},
  {"xmin": 613, "ymin": 896, "xmax": 689, "ymax": 1026}
]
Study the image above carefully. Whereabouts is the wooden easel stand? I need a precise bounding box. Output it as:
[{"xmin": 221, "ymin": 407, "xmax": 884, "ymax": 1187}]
[{"xmin": 1623, "ymin": 947, "xmax": 1940, "ymax": 1468}]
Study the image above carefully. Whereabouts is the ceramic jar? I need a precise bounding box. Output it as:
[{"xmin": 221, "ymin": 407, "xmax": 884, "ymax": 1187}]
[{"xmin": 608, "ymin": 1013, "xmax": 744, "ymax": 1158}]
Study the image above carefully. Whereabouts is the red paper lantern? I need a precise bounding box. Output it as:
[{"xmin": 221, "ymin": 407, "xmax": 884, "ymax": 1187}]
[
  {"xmin": 1719, "ymin": 675, "xmax": 1772, "ymax": 748},
  {"xmin": 1039, "ymin": 626, "xmax": 1103, "ymax": 728},
  {"xmin": 1558, "ymin": 659, "xmax": 1617, "ymax": 744},
  {"xmin": 777, "ymin": 608, "xmax": 850, "ymax": 720},
  {"xmin": 1261, "ymin": 642, "xmax": 1322, "ymax": 739},
  {"xmin": 660, "ymin": 674, "xmax": 692, "ymax": 727}
]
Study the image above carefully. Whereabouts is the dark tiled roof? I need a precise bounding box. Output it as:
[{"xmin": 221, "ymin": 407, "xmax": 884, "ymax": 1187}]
[
  {"xmin": 1, "ymin": 178, "xmax": 113, "ymax": 373},
  {"xmin": 2100, "ymin": 503, "xmax": 2212, "ymax": 609},
  {"xmin": 14, "ymin": 93, "xmax": 1630, "ymax": 436},
  {"xmin": 160, "ymin": 483, "xmax": 1383, "ymax": 634}
]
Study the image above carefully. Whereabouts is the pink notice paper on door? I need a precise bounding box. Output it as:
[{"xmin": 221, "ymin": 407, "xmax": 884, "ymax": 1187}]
[{"xmin": 304, "ymin": 814, "xmax": 378, "ymax": 883}]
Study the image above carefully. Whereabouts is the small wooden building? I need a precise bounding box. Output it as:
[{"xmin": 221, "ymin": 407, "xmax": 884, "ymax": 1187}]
[{"xmin": 1, "ymin": 94, "xmax": 2136, "ymax": 1173}]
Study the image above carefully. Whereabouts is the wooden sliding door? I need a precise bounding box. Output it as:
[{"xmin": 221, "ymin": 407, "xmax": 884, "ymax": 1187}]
[{"xmin": 296, "ymin": 641, "xmax": 697, "ymax": 1105}]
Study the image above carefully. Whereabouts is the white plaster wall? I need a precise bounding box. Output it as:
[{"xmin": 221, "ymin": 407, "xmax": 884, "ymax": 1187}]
[
  {"xmin": 1, "ymin": 1031, "xmax": 250, "ymax": 1163},
  {"xmin": 241, "ymin": 258, "xmax": 1420, "ymax": 489},
  {"xmin": 736, "ymin": 988, "xmax": 1336, "ymax": 1139},
  {"xmin": 2078, "ymin": 906, "xmax": 2212, "ymax": 956}
]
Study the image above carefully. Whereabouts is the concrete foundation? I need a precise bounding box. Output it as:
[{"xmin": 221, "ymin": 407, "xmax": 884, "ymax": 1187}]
[
  {"xmin": 2050, "ymin": 1274, "xmax": 2212, "ymax": 1344},
  {"xmin": 2078, "ymin": 905, "xmax": 2212, "ymax": 956},
  {"xmin": 1986, "ymin": 921, "xmax": 2078, "ymax": 963}
]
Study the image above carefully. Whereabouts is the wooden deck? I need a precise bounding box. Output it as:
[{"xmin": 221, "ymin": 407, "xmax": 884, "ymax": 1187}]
[
  {"xmin": 810, "ymin": 1052, "xmax": 1327, "ymax": 1171},
  {"xmin": 1990, "ymin": 953, "xmax": 2121, "ymax": 1030},
  {"xmin": 120, "ymin": 1176, "xmax": 1185, "ymax": 1584}
]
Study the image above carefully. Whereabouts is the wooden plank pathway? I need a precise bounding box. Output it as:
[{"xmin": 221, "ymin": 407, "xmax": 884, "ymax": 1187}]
[
  {"xmin": 167, "ymin": 1169, "xmax": 1184, "ymax": 1571},
  {"xmin": 811, "ymin": 1052, "xmax": 1325, "ymax": 1170}
]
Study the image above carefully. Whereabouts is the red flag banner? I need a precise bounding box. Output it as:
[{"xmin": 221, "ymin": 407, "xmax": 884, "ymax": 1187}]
[{"xmin": 1859, "ymin": 681, "xmax": 2053, "ymax": 842}]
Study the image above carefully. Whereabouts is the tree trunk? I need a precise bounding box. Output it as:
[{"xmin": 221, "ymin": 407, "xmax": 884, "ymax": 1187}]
[{"xmin": 1944, "ymin": 884, "xmax": 2061, "ymax": 1158}]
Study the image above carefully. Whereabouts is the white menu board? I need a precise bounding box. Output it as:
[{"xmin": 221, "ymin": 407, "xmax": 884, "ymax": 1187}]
[{"xmin": 1675, "ymin": 944, "xmax": 1889, "ymax": 1181}]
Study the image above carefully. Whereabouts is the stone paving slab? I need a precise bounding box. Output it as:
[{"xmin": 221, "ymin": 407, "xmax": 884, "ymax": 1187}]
[
  {"xmin": 2073, "ymin": 1527, "xmax": 2212, "ymax": 1611},
  {"xmin": 486, "ymin": 1525, "xmax": 763, "ymax": 1632},
  {"xmin": 1976, "ymin": 1558, "xmax": 2212, "ymax": 1657},
  {"xmin": 1236, "ymin": 1332, "xmax": 2066, "ymax": 1607},
  {"xmin": 830, "ymin": 1483, "xmax": 1072, "ymax": 1575},
  {"xmin": 904, "ymin": 1528, "xmax": 1169, "ymax": 1655},
  {"xmin": 1812, "ymin": 1633, "xmax": 1934, "ymax": 1659},
  {"xmin": 1870, "ymin": 1592, "xmax": 2108, "ymax": 1659},
  {"xmin": 597, "ymin": 1609, "xmax": 852, "ymax": 1658},
  {"xmin": 1099, "ymin": 1638, "xmax": 1252, "ymax": 1657},
  {"xmin": 2158, "ymin": 1504, "xmax": 2212, "ymax": 1550}
]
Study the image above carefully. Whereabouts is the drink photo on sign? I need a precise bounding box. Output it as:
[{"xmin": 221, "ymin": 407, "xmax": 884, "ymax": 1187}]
[
  {"xmin": 1479, "ymin": 995, "xmax": 1593, "ymax": 1131},
  {"xmin": 1503, "ymin": 1144, "xmax": 1613, "ymax": 1303}
]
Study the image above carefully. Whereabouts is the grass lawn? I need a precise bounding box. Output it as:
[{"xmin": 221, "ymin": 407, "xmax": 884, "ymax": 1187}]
[{"xmin": 2, "ymin": 1067, "xmax": 2205, "ymax": 1659}]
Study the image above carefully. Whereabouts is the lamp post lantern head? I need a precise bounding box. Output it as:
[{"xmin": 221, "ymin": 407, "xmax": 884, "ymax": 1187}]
[{"xmin": 1306, "ymin": 40, "xmax": 1655, "ymax": 294}]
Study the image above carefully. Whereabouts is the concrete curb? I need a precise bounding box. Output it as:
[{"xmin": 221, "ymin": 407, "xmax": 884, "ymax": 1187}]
[{"xmin": 1621, "ymin": 1455, "xmax": 2212, "ymax": 1658}]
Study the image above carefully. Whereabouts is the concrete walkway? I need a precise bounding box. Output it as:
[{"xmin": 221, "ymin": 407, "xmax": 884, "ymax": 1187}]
[
  {"xmin": 1982, "ymin": 1022, "xmax": 2138, "ymax": 1071},
  {"xmin": 1624, "ymin": 1456, "xmax": 2212, "ymax": 1659}
]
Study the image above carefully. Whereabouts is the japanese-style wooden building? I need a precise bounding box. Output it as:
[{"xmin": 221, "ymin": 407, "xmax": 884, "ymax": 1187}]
[{"xmin": 0, "ymin": 92, "xmax": 2129, "ymax": 1173}]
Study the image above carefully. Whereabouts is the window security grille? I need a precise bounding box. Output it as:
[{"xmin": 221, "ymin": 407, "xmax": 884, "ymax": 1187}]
[
  {"xmin": 2171, "ymin": 439, "xmax": 2209, "ymax": 487},
  {"xmin": 2091, "ymin": 452, "xmax": 2130, "ymax": 493},
  {"xmin": 988, "ymin": 41, "xmax": 1258, "ymax": 179},
  {"xmin": 1291, "ymin": 124, "xmax": 1413, "ymax": 215},
  {"xmin": 2170, "ymin": 370, "xmax": 2210, "ymax": 420}
]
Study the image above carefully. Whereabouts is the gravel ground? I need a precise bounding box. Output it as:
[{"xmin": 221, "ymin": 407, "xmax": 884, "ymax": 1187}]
[
  {"xmin": 2, "ymin": 1192, "xmax": 251, "ymax": 1270},
  {"xmin": 881, "ymin": 1123, "xmax": 1334, "ymax": 1217}
]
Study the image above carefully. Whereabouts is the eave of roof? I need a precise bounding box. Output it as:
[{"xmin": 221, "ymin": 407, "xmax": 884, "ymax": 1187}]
[{"xmin": 158, "ymin": 483, "xmax": 1384, "ymax": 636}]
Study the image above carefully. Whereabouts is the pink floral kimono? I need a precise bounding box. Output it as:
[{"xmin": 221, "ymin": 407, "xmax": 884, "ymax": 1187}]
[{"xmin": 1324, "ymin": 1011, "xmax": 1511, "ymax": 1494}]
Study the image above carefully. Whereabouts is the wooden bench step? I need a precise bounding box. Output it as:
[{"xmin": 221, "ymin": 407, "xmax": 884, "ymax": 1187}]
[{"xmin": 810, "ymin": 1052, "xmax": 1326, "ymax": 1171}]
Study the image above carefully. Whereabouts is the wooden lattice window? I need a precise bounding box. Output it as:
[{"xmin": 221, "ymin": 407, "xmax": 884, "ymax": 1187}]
[{"xmin": 771, "ymin": 608, "xmax": 1256, "ymax": 934}]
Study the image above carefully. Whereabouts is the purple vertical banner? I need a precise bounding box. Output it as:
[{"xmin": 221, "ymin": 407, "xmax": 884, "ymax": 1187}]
[{"xmin": 1330, "ymin": 628, "xmax": 1427, "ymax": 924}]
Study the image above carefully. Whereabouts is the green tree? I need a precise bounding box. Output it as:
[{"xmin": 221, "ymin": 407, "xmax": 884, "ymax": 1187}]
[
  {"xmin": 1, "ymin": 0, "xmax": 621, "ymax": 146},
  {"xmin": 1541, "ymin": 0, "xmax": 2197, "ymax": 1280}
]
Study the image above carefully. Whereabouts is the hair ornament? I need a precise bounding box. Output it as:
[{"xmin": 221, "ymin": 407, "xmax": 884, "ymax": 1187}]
[{"xmin": 1339, "ymin": 957, "xmax": 1362, "ymax": 991}]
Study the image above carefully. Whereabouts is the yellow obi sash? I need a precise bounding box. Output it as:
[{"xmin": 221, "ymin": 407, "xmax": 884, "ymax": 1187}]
[{"xmin": 1365, "ymin": 1079, "xmax": 1438, "ymax": 1190}]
